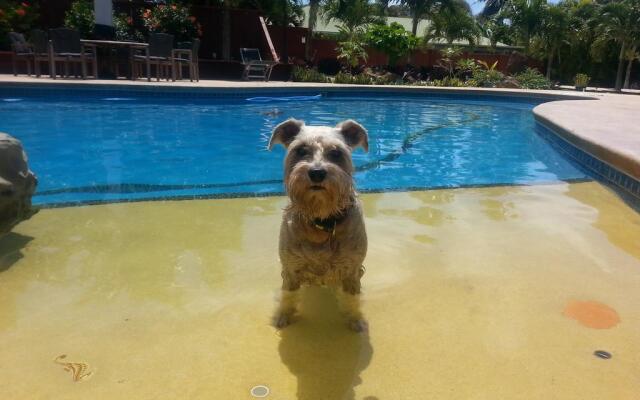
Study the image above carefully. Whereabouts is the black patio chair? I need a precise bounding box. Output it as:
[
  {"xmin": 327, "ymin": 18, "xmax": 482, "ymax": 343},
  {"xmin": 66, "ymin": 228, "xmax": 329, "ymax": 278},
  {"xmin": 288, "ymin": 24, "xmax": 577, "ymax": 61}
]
[
  {"xmin": 132, "ymin": 33, "xmax": 176, "ymax": 81},
  {"xmin": 240, "ymin": 48, "xmax": 276, "ymax": 81},
  {"xmin": 30, "ymin": 29, "xmax": 51, "ymax": 77},
  {"xmin": 9, "ymin": 32, "xmax": 33, "ymax": 76},
  {"xmin": 48, "ymin": 28, "xmax": 98, "ymax": 79},
  {"xmin": 174, "ymin": 39, "xmax": 200, "ymax": 82}
]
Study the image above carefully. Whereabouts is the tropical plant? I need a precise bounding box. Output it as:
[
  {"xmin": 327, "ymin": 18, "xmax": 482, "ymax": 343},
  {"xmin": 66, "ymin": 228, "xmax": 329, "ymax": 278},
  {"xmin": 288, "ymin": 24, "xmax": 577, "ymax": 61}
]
[
  {"xmin": 334, "ymin": 71, "xmax": 373, "ymax": 84},
  {"xmin": 500, "ymin": 0, "xmax": 547, "ymax": 51},
  {"xmin": 336, "ymin": 25, "xmax": 368, "ymax": 70},
  {"xmin": 514, "ymin": 67, "xmax": 551, "ymax": 89},
  {"xmin": 533, "ymin": 3, "xmax": 570, "ymax": 80},
  {"xmin": 593, "ymin": 0, "xmax": 640, "ymax": 91},
  {"xmin": 0, "ymin": 1, "xmax": 39, "ymax": 50},
  {"xmin": 322, "ymin": 0, "xmax": 381, "ymax": 32},
  {"xmin": 113, "ymin": 13, "xmax": 144, "ymax": 42},
  {"xmin": 64, "ymin": 0, "xmax": 95, "ymax": 38},
  {"xmin": 365, "ymin": 22, "xmax": 419, "ymax": 67},
  {"xmin": 573, "ymin": 72, "xmax": 589, "ymax": 88},
  {"xmin": 472, "ymin": 60, "xmax": 504, "ymax": 87},
  {"xmin": 435, "ymin": 46, "xmax": 461, "ymax": 77},
  {"xmin": 424, "ymin": 0, "xmax": 480, "ymax": 45},
  {"xmin": 306, "ymin": 0, "xmax": 322, "ymax": 59},
  {"xmin": 141, "ymin": 2, "xmax": 201, "ymax": 41},
  {"xmin": 479, "ymin": 16, "xmax": 513, "ymax": 48},
  {"xmin": 291, "ymin": 65, "xmax": 330, "ymax": 82},
  {"xmin": 623, "ymin": 46, "xmax": 639, "ymax": 89}
]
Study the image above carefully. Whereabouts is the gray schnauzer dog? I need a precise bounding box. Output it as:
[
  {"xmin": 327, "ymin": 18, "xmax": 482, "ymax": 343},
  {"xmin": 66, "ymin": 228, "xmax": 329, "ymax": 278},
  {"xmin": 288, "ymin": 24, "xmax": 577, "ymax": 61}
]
[{"xmin": 268, "ymin": 118, "xmax": 369, "ymax": 332}]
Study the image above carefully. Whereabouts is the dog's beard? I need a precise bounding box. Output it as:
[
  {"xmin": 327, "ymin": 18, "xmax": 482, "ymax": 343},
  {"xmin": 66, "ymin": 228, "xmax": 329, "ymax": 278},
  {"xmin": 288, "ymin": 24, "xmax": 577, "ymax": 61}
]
[{"xmin": 286, "ymin": 166, "xmax": 353, "ymax": 219}]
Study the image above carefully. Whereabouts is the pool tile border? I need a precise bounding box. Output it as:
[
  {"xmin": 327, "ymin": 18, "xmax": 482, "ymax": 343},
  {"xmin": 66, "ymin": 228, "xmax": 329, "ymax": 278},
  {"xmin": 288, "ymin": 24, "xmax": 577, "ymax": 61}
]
[{"xmin": 535, "ymin": 122, "xmax": 640, "ymax": 200}]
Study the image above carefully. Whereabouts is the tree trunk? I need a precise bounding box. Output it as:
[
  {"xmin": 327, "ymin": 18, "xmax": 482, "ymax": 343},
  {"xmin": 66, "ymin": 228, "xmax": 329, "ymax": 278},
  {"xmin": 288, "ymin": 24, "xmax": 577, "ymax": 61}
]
[
  {"xmin": 615, "ymin": 41, "xmax": 626, "ymax": 91},
  {"xmin": 305, "ymin": 0, "xmax": 319, "ymax": 61},
  {"xmin": 624, "ymin": 45, "xmax": 636, "ymax": 89},
  {"xmin": 546, "ymin": 51, "xmax": 553, "ymax": 80},
  {"xmin": 411, "ymin": 14, "xmax": 419, "ymax": 36},
  {"xmin": 222, "ymin": 1, "xmax": 231, "ymax": 60}
]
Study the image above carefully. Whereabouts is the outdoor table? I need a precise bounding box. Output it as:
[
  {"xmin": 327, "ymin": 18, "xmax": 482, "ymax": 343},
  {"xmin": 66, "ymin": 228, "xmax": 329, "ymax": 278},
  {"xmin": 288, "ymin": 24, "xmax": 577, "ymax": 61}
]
[{"xmin": 80, "ymin": 39, "xmax": 148, "ymax": 80}]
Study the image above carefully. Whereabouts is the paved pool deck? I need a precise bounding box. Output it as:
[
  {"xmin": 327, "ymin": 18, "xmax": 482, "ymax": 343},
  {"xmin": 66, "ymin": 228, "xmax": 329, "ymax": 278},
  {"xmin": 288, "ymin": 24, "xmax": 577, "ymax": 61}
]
[{"xmin": 1, "ymin": 75, "xmax": 639, "ymax": 187}]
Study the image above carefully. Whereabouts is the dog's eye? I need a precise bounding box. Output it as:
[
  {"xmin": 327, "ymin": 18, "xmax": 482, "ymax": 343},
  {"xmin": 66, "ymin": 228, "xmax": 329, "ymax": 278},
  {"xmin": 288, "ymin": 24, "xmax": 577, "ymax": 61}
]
[
  {"xmin": 327, "ymin": 149, "xmax": 342, "ymax": 161},
  {"xmin": 295, "ymin": 146, "xmax": 309, "ymax": 157}
]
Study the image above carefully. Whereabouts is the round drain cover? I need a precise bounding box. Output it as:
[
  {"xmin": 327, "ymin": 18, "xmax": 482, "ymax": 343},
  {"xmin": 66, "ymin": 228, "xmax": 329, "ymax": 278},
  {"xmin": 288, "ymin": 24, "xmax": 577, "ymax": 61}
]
[{"xmin": 250, "ymin": 385, "xmax": 270, "ymax": 398}]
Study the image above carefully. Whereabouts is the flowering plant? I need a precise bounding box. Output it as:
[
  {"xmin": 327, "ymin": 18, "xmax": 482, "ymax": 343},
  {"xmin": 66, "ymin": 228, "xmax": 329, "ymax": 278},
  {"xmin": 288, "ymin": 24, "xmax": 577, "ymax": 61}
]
[
  {"xmin": 0, "ymin": 1, "xmax": 40, "ymax": 49},
  {"xmin": 141, "ymin": 2, "xmax": 201, "ymax": 42}
]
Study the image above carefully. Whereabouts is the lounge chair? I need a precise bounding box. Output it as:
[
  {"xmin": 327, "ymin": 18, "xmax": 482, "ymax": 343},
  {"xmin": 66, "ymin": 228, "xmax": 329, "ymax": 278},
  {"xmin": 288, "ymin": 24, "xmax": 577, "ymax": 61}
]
[
  {"xmin": 9, "ymin": 32, "xmax": 34, "ymax": 76},
  {"xmin": 175, "ymin": 39, "xmax": 200, "ymax": 82},
  {"xmin": 132, "ymin": 33, "xmax": 176, "ymax": 81},
  {"xmin": 240, "ymin": 48, "xmax": 276, "ymax": 81},
  {"xmin": 30, "ymin": 30, "xmax": 51, "ymax": 78},
  {"xmin": 48, "ymin": 28, "xmax": 98, "ymax": 79}
]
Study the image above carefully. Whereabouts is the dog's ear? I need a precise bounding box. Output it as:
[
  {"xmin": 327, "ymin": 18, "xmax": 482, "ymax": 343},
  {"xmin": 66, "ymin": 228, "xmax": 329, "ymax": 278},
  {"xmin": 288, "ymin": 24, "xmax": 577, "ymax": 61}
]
[
  {"xmin": 268, "ymin": 118, "xmax": 305, "ymax": 150},
  {"xmin": 336, "ymin": 120, "xmax": 368, "ymax": 152}
]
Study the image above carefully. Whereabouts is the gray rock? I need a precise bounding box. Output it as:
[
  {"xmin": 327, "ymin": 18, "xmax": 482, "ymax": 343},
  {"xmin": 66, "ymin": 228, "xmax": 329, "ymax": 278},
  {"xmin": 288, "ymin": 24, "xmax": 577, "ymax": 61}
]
[{"xmin": 0, "ymin": 133, "xmax": 37, "ymax": 236}]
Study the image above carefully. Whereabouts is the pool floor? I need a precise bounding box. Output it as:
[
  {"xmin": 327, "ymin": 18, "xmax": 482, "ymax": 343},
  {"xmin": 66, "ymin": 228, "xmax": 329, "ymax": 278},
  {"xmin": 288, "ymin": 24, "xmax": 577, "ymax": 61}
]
[{"xmin": 1, "ymin": 182, "xmax": 639, "ymax": 399}]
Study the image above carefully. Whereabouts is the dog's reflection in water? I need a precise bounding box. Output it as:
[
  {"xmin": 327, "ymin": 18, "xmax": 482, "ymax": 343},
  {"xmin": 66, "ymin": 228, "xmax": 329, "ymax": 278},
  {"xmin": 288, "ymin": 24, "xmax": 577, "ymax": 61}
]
[{"xmin": 278, "ymin": 286, "xmax": 374, "ymax": 400}]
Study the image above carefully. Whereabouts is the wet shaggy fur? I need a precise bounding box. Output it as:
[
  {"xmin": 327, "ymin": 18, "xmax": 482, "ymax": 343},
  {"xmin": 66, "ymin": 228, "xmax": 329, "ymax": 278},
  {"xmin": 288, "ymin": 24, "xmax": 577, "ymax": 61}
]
[{"xmin": 268, "ymin": 118, "xmax": 369, "ymax": 332}]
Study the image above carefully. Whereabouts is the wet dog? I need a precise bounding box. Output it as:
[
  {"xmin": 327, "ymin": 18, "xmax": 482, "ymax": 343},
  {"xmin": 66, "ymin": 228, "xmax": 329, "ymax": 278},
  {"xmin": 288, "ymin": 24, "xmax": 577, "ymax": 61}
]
[{"xmin": 268, "ymin": 118, "xmax": 369, "ymax": 332}]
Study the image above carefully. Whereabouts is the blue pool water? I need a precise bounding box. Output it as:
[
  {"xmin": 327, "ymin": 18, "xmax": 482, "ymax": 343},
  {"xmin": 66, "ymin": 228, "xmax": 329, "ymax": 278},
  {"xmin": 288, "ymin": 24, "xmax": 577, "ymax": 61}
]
[{"xmin": 0, "ymin": 89, "xmax": 589, "ymax": 206}]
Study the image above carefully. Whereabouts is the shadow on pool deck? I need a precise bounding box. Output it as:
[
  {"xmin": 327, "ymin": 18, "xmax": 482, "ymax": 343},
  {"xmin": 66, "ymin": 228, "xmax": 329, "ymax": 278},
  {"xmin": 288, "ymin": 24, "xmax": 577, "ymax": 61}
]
[
  {"xmin": 278, "ymin": 286, "xmax": 375, "ymax": 400},
  {"xmin": 0, "ymin": 232, "xmax": 33, "ymax": 272}
]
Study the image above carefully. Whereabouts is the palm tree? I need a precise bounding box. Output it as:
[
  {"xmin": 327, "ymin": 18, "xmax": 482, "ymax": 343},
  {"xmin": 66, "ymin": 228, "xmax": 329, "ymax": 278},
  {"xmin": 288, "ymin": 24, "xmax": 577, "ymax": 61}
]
[
  {"xmin": 322, "ymin": 0, "xmax": 381, "ymax": 32},
  {"xmin": 425, "ymin": 0, "xmax": 481, "ymax": 45},
  {"xmin": 624, "ymin": 46, "xmax": 639, "ymax": 89},
  {"xmin": 594, "ymin": 0, "xmax": 640, "ymax": 91},
  {"xmin": 306, "ymin": 0, "xmax": 322, "ymax": 60},
  {"xmin": 501, "ymin": 0, "xmax": 547, "ymax": 52},
  {"xmin": 535, "ymin": 4, "xmax": 570, "ymax": 80}
]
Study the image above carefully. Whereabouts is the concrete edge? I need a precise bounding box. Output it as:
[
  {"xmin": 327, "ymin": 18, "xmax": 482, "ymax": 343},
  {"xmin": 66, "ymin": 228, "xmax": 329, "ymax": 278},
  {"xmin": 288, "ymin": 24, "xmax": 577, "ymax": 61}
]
[
  {"xmin": 532, "ymin": 107, "xmax": 640, "ymax": 182},
  {"xmin": 0, "ymin": 78, "xmax": 599, "ymax": 101}
]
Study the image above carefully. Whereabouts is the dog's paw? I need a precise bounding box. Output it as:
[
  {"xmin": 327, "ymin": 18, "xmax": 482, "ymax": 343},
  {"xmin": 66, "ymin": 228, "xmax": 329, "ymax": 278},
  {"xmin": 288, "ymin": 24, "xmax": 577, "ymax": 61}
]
[
  {"xmin": 273, "ymin": 312, "xmax": 293, "ymax": 329},
  {"xmin": 348, "ymin": 318, "xmax": 368, "ymax": 333}
]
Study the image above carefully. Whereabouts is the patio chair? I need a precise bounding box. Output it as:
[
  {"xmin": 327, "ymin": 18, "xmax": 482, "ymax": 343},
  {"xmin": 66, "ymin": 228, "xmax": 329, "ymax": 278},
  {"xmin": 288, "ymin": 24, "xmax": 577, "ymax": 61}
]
[
  {"xmin": 174, "ymin": 39, "xmax": 200, "ymax": 82},
  {"xmin": 48, "ymin": 28, "xmax": 98, "ymax": 79},
  {"xmin": 132, "ymin": 33, "xmax": 176, "ymax": 82},
  {"xmin": 8, "ymin": 32, "xmax": 33, "ymax": 76},
  {"xmin": 30, "ymin": 29, "xmax": 51, "ymax": 78},
  {"xmin": 240, "ymin": 48, "xmax": 276, "ymax": 81}
]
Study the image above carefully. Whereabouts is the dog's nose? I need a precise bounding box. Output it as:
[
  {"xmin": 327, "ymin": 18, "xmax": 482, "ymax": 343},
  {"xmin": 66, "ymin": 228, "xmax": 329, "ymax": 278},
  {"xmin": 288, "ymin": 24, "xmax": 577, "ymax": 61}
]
[{"xmin": 308, "ymin": 168, "xmax": 327, "ymax": 183}]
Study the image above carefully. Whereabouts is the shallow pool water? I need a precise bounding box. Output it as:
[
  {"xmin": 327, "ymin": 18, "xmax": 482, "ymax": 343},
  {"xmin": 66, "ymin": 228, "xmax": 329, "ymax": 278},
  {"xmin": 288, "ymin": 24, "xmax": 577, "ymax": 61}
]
[
  {"xmin": 0, "ymin": 90, "xmax": 587, "ymax": 205},
  {"xmin": 1, "ymin": 182, "xmax": 640, "ymax": 399}
]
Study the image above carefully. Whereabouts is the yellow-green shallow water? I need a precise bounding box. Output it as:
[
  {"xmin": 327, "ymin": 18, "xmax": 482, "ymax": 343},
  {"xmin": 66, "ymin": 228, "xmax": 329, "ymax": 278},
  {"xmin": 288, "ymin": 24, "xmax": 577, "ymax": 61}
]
[{"xmin": 1, "ymin": 182, "xmax": 639, "ymax": 399}]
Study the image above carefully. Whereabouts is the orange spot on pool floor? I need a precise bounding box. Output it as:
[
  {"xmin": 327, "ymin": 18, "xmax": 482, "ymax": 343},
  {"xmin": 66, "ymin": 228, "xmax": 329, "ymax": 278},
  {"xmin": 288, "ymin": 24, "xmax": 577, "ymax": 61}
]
[{"xmin": 563, "ymin": 300, "xmax": 621, "ymax": 329}]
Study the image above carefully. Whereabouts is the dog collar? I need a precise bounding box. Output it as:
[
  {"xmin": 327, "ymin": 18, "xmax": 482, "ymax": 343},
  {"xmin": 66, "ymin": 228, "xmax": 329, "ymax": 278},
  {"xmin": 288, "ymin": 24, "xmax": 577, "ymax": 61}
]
[{"xmin": 312, "ymin": 210, "xmax": 349, "ymax": 233}]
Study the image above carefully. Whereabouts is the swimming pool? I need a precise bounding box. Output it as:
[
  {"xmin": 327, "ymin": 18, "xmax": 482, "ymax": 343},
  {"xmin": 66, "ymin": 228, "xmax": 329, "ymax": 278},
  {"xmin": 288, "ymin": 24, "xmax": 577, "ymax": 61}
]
[
  {"xmin": 0, "ymin": 88, "xmax": 588, "ymax": 206},
  {"xmin": 2, "ymin": 86, "xmax": 640, "ymax": 400}
]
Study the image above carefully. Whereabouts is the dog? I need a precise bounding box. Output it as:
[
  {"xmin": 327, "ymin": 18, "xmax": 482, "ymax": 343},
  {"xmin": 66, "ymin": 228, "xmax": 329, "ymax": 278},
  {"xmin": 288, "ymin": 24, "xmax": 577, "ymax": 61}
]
[{"xmin": 268, "ymin": 118, "xmax": 369, "ymax": 332}]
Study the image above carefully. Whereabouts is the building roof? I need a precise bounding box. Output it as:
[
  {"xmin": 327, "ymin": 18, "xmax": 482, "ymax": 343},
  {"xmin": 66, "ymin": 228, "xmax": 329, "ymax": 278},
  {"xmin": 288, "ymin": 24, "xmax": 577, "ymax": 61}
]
[{"xmin": 301, "ymin": 5, "xmax": 520, "ymax": 50}]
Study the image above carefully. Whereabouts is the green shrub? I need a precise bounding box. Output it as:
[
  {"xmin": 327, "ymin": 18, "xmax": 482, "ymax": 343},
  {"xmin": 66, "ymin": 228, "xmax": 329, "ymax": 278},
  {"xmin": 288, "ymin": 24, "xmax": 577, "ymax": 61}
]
[
  {"xmin": 333, "ymin": 72, "xmax": 373, "ymax": 85},
  {"xmin": 432, "ymin": 76, "xmax": 465, "ymax": 87},
  {"xmin": 514, "ymin": 67, "xmax": 551, "ymax": 89},
  {"xmin": 291, "ymin": 66, "xmax": 329, "ymax": 83},
  {"xmin": 141, "ymin": 1, "xmax": 200, "ymax": 41},
  {"xmin": 574, "ymin": 73, "xmax": 590, "ymax": 88},
  {"xmin": 471, "ymin": 68, "xmax": 504, "ymax": 87},
  {"xmin": 64, "ymin": 0, "xmax": 94, "ymax": 38},
  {"xmin": 113, "ymin": 13, "xmax": 144, "ymax": 42},
  {"xmin": 365, "ymin": 22, "xmax": 419, "ymax": 66}
]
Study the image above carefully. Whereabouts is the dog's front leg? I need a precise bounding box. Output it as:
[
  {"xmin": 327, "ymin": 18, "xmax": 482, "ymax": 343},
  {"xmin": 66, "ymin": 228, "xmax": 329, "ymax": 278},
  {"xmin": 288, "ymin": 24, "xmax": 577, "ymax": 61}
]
[
  {"xmin": 273, "ymin": 271, "xmax": 300, "ymax": 329},
  {"xmin": 339, "ymin": 275, "xmax": 367, "ymax": 332}
]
